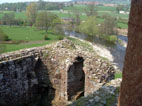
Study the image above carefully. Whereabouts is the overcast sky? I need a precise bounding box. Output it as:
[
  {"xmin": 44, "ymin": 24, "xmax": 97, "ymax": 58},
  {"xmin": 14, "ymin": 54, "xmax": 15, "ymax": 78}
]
[{"xmin": 0, "ymin": 0, "xmax": 71, "ymax": 4}]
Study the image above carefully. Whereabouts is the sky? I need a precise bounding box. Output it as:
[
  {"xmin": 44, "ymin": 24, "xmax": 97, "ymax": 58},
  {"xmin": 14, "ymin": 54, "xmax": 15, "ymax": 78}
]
[{"xmin": 0, "ymin": 0, "xmax": 71, "ymax": 4}]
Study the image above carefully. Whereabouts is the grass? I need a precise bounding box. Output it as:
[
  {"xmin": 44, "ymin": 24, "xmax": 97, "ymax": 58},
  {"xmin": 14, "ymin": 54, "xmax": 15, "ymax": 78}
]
[
  {"xmin": 98, "ymin": 6, "xmax": 116, "ymax": 12},
  {"xmin": 0, "ymin": 5, "xmax": 129, "ymax": 53},
  {"xmin": 117, "ymin": 22, "xmax": 128, "ymax": 29},
  {"xmin": 0, "ymin": 26, "xmax": 62, "ymax": 53},
  {"xmin": 0, "ymin": 26, "xmax": 59, "ymax": 41},
  {"xmin": 0, "ymin": 11, "xmax": 26, "ymax": 20},
  {"xmin": 115, "ymin": 72, "xmax": 122, "ymax": 79},
  {"xmin": 3, "ymin": 40, "xmax": 57, "ymax": 52},
  {"xmin": 15, "ymin": 11, "xmax": 27, "ymax": 19},
  {"xmin": 67, "ymin": 37, "xmax": 94, "ymax": 52}
]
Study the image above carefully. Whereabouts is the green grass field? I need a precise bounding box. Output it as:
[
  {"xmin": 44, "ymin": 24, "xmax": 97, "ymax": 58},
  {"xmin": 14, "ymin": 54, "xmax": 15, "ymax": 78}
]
[
  {"xmin": 0, "ymin": 5, "xmax": 129, "ymax": 53},
  {"xmin": 1, "ymin": 26, "xmax": 61, "ymax": 53},
  {"xmin": 0, "ymin": 26, "xmax": 59, "ymax": 41},
  {"xmin": 0, "ymin": 4, "xmax": 128, "ymax": 29},
  {"xmin": 3, "ymin": 40, "xmax": 57, "ymax": 53},
  {"xmin": 117, "ymin": 22, "xmax": 128, "ymax": 29},
  {"xmin": 0, "ymin": 11, "xmax": 26, "ymax": 19}
]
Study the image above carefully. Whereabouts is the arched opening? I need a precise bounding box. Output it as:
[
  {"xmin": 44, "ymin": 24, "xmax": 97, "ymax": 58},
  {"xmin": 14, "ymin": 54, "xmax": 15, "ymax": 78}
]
[{"xmin": 67, "ymin": 57, "xmax": 85, "ymax": 101}]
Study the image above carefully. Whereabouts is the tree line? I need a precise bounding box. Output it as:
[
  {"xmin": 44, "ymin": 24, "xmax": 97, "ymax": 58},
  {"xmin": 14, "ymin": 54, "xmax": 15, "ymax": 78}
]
[
  {"xmin": 0, "ymin": 0, "xmax": 65, "ymax": 11},
  {"xmin": 0, "ymin": 2, "xmax": 63, "ymax": 42}
]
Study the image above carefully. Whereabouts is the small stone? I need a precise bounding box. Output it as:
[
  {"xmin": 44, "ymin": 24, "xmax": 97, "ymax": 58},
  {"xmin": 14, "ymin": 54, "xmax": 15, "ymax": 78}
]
[{"xmin": 94, "ymin": 96, "xmax": 101, "ymax": 102}]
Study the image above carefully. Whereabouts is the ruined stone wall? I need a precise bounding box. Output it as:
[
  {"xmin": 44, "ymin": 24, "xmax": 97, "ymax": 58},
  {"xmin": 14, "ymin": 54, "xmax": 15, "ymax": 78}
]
[
  {"xmin": 0, "ymin": 39, "xmax": 115, "ymax": 106},
  {"xmin": 0, "ymin": 56, "xmax": 39, "ymax": 106}
]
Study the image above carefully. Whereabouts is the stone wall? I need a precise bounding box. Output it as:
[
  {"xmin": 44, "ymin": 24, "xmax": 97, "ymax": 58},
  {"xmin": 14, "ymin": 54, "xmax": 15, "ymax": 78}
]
[
  {"xmin": 69, "ymin": 78, "xmax": 122, "ymax": 106},
  {"xmin": 0, "ymin": 39, "xmax": 115, "ymax": 106}
]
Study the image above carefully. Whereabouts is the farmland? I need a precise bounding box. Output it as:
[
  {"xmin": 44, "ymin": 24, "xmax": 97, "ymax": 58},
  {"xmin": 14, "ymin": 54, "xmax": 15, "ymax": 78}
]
[
  {"xmin": 0, "ymin": 26, "xmax": 61, "ymax": 52},
  {"xmin": 0, "ymin": 4, "xmax": 129, "ymax": 53}
]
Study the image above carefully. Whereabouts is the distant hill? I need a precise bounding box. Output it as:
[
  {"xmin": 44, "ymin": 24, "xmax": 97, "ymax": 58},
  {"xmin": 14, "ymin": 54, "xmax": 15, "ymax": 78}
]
[{"xmin": 72, "ymin": 0, "xmax": 131, "ymax": 4}]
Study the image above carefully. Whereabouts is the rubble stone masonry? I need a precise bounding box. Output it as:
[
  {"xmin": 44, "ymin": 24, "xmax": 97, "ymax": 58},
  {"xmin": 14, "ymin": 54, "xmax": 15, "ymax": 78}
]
[{"xmin": 0, "ymin": 39, "xmax": 115, "ymax": 106}]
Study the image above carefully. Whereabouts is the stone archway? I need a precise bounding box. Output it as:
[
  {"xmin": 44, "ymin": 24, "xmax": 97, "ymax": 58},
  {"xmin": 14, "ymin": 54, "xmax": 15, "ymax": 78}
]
[{"xmin": 67, "ymin": 57, "xmax": 85, "ymax": 101}]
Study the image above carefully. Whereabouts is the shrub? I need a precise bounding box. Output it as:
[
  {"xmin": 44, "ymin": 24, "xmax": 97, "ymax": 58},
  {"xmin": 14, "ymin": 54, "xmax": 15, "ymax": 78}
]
[
  {"xmin": 108, "ymin": 35, "xmax": 118, "ymax": 43},
  {"xmin": 102, "ymin": 35, "xmax": 118, "ymax": 44},
  {"xmin": 44, "ymin": 34, "xmax": 49, "ymax": 40},
  {"xmin": 58, "ymin": 35, "xmax": 64, "ymax": 40},
  {"xmin": 0, "ymin": 28, "xmax": 9, "ymax": 41}
]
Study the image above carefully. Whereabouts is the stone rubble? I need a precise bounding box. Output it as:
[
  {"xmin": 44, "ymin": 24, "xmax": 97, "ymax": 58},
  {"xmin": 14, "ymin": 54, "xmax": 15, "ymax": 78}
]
[
  {"xmin": 69, "ymin": 78, "xmax": 122, "ymax": 106},
  {"xmin": 0, "ymin": 39, "xmax": 116, "ymax": 106}
]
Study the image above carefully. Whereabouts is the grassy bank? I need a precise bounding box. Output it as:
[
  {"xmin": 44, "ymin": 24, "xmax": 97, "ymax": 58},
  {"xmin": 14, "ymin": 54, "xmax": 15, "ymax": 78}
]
[{"xmin": 0, "ymin": 26, "xmax": 62, "ymax": 53}]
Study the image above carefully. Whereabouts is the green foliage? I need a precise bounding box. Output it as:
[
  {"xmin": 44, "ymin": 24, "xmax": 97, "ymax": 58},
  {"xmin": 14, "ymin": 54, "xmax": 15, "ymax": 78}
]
[
  {"xmin": 44, "ymin": 34, "xmax": 49, "ymax": 40},
  {"xmin": 0, "ymin": 28, "xmax": 9, "ymax": 41},
  {"xmin": 58, "ymin": 35, "xmax": 64, "ymax": 40},
  {"xmin": 37, "ymin": 0, "xmax": 46, "ymax": 10},
  {"xmin": 0, "ymin": 44, "xmax": 5, "ymax": 53},
  {"xmin": 46, "ymin": 3, "xmax": 64, "ymax": 10},
  {"xmin": 115, "ymin": 72, "xmax": 122, "ymax": 79},
  {"xmin": 53, "ymin": 24, "xmax": 64, "ymax": 35},
  {"xmin": 67, "ymin": 37, "xmax": 94, "ymax": 52},
  {"xmin": 99, "ymin": 15, "xmax": 117, "ymax": 36},
  {"xmin": 78, "ymin": 16, "xmax": 99, "ymax": 36},
  {"xmin": 86, "ymin": 4, "xmax": 98, "ymax": 16},
  {"xmin": 0, "ymin": 2, "xmax": 27, "ymax": 11},
  {"xmin": 2, "ymin": 12, "xmax": 15, "ymax": 25},
  {"xmin": 101, "ymin": 35, "xmax": 118, "ymax": 44},
  {"xmin": 116, "ymin": 5, "xmax": 125, "ymax": 13},
  {"xmin": 35, "ymin": 11, "xmax": 61, "ymax": 32},
  {"xmin": 26, "ymin": 3, "xmax": 37, "ymax": 25}
]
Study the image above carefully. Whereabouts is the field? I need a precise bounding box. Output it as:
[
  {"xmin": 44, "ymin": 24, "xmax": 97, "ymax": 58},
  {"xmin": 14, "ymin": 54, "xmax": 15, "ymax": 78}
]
[
  {"xmin": 62, "ymin": 5, "xmax": 128, "ymax": 28},
  {"xmin": 1, "ymin": 26, "xmax": 61, "ymax": 53},
  {"xmin": 0, "ymin": 11, "xmax": 26, "ymax": 19},
  {"xmin": 0, "ymin": 4, "xmax": 129, "ymax": 53},
  {"xmin": 0, "ymin": 5, "xmax": 128, "ymax": 29}
]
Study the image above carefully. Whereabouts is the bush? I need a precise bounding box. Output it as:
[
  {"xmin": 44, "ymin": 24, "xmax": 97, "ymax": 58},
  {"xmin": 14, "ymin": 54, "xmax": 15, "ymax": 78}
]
[
  {"xmin": 0, "ymin": 44, "xmax": 5, "ymax": 53},
  {"xmin": 44, "ymin": 34, "xmax": 49, "ymax": 40},
  {"xmin": 0, "ymin": 28, "xmax": 9, "ymax": 41},
  {"xmin": 102, "ymin": 35, "xmax": 118, "ymax": 44},
  {"xmin": 58, "ymin": 35, "xmax": 64, "ymax": 40},
  {"xmin": 108, "ymin": 35, "xmax": 118, "ymax": 43}
]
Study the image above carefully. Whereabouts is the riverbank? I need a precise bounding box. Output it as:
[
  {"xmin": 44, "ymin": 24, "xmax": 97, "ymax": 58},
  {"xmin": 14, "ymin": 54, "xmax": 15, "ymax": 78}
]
[{"xmin": 68, "ymin": 36, "xmax": 127, "ymax": 71}]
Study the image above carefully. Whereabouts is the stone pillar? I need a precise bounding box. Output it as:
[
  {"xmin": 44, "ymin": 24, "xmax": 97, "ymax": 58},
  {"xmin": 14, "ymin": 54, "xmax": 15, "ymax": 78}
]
[{"xmin": 119, "ymin": 0, "xmax": 142, "ymax": 106}]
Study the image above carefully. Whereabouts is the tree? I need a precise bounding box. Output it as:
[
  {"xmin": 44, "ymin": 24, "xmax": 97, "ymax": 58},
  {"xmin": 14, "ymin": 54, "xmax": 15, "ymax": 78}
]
[
  {"xmin": 86, "ymin": 4, "xmax": 98, "ymax": 16},
  {"xmin": 99, "ymin": 15, "xmax": 117, "ymax": 36},
  {"xmin": 118, "ymin": 0, "xmax": 142, "ymax": 106},
  {"xmin": 37, "ymin": 0, "xmax": 46, "ymax": 10},
  {"xmin": 116, "ymin": 5, "xmax": 125, "ymax": 13},
  {"xmin": 75, "ymin": 12, "xmax": 81, "ymax": 26},
  {"xmin": 26, "ymin": 3, "xmax": 37, "ymax": 25},
  {"xmin": 2, "ymin": 12, "xmax": 15, "ymax": 26},
  {"xmin": 35, "ymin": 11, "xmax": 61, "ymax": 32},
  {"xmin": 78, "ymin": 16, "xmax": 99, "ymax": 36}
]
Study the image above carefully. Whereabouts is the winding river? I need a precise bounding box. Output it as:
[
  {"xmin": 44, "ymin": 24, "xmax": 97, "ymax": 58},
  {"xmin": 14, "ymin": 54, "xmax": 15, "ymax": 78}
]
[{"xmin": 65, "ymin": 31, "xmax": 128, "ymax": 71}]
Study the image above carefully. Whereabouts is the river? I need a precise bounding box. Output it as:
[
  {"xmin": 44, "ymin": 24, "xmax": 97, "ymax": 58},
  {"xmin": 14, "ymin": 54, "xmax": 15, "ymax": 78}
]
[{"xmin": 65, "ymin": 31, "xmax": 127, "ymax": 71}]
